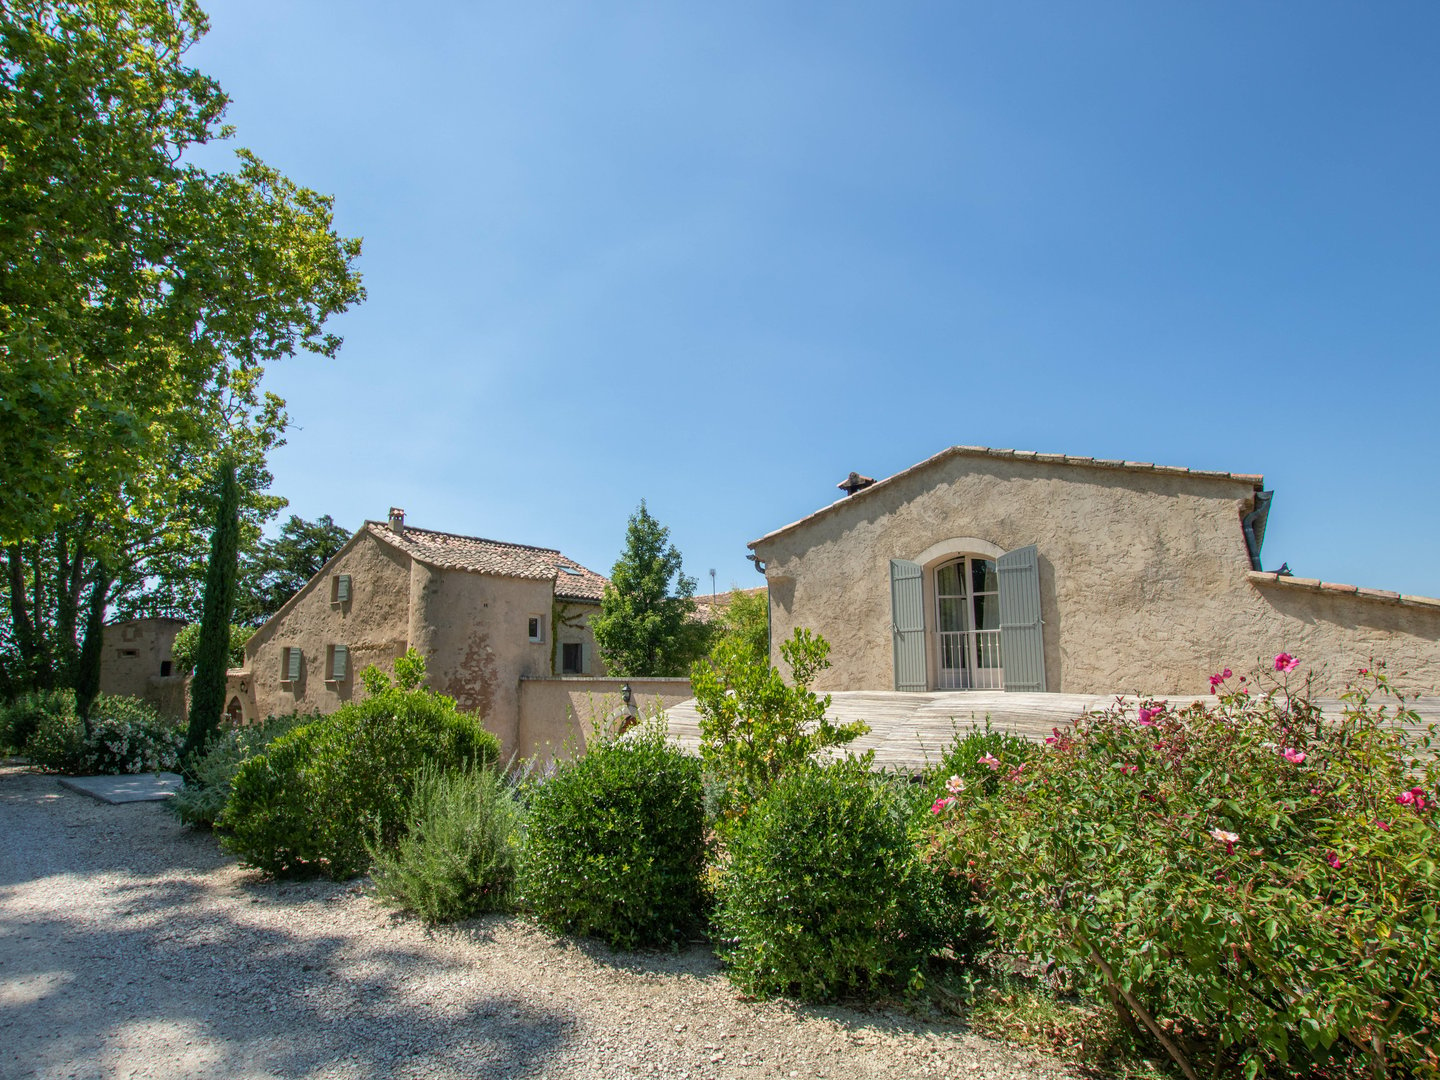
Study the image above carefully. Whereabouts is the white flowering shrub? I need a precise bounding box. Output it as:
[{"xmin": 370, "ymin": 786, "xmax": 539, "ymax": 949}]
[{"xmin": 26, "ymin": 695, "xmax": 183, "ymax": 774}]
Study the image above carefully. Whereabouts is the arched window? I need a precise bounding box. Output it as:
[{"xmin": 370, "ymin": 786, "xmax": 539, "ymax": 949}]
[
  {"xmin": 225, "ymin": 696, "xmax": 244, "ymax": 725},
  {"xmin": 934, "ymin": 556, "xmax": 1003, "ymax": 689}
]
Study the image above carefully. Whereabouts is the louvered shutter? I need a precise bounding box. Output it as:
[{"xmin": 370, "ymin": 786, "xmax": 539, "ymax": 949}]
[
  {"xmin": 286, "ymin": 647, "xmax": 302, "ymax": 682},
  {"xmin": 335, "ymin": 575, "xmax": 351, "ymax": 604},
  {"xmin": 890, "ymin": 559, "xmax": 928, "ymax": 692},
  {"xmin": 332, "ymin": 645, "xmax": 348, "ymax": 681},
  {"xmin": 997, "ymin": 545, "xmax": 1046, "ymax": 692}
]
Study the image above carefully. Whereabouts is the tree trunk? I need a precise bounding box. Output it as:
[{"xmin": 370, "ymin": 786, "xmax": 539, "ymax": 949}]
[
  {"xmin": 6, "ymin": 544, "xmax": 39, "ymax": 692},
  {"xmin": 184, "ymin": 456, "xmax": 241, "ymax": 764},
  {"xmin": 74, "ymin": 560, "xmax": 111, "ymax": 724}
]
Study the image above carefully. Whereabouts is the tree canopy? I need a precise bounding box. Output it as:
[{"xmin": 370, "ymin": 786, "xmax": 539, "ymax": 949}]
[
  {"xmin": 234, "ymin": 514, "xmax": 350, "ymax": 627},
  {"xmin": 0, "ymin": 0, "xmax": 364, "ymax": 696},
  {"xmin": 591, "ymin": 501, "xmax": 708, "ymax": 677}
]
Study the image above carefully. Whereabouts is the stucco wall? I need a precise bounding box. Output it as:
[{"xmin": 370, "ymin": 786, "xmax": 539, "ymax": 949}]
[
  {"xmin": 416, "ymin": 567, "xmax": 557, "ymax": 756},
  {"xmin": 241, "ymin": 531, "xmax": 413, "ymax": 723},
  {"xmin": 517, "ymin": 677, "xmax": 695, "ymax": 762},
  {"xmin": 753, "ymin": 454, "xmax": 1440, "ymax": 696},
  {"xmin": 98, "ymin": 618, "xmax": 184, "ymax": 701}
]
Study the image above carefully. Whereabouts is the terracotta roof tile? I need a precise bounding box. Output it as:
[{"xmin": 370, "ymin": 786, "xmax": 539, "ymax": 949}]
[{"xmin": 366, "ymin": 522, "xmax": 608, "ymax": 600}]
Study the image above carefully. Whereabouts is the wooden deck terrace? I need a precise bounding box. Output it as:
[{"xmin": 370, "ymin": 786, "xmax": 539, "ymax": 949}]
[{"xmin": 660, "ymin": 690, "xmax": 1440, "ymax": 773}]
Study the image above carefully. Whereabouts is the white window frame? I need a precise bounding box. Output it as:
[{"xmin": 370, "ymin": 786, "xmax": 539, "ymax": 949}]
[{"xmin": 933, "ymin": 556, "xmax": 1004, "ymax": 690}]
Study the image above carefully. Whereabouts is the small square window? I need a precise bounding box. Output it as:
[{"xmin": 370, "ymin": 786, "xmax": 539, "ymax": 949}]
[
  {"xmin": 160, "ymin": 660, "xmax": 173, "ymax": 677},
  {"xmin": 527, "ymin": 615, "xmax": 545, "ymax": 643}
]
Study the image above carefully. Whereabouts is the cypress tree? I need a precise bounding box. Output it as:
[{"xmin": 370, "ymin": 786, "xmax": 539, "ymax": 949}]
[{"xmin": 184, "ymin": 455, "xmax": 241, "ymax": 762}]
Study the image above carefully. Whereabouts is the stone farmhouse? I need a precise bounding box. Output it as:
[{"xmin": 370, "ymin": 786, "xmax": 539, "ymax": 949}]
[
  {"xmin": 747, "ymin": 445, "xmax": 1440, "ymax": 698},
  {"xmin": 224, "ymin": 509, "xmax": 631, "ymax": 756}
]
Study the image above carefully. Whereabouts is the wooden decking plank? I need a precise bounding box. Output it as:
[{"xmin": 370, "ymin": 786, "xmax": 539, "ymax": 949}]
[{"xmin": 661, "ymin": 691, "xmax": 1437, "ymax": 772}]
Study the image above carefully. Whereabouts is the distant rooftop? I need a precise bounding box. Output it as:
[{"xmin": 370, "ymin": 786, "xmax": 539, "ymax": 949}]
[{"xmin": 365, "ymin": 521, "xmax": 607, "ymax": 602}]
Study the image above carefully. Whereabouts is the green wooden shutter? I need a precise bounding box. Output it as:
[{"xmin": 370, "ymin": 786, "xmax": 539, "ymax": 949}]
[
  {"xmin": 332, "ymin": 645, "xmax": 348, "ymax": 681},
  {"xmin": 335, "ymin": 575, "xmax": 351, "ymax": 604},
  {"xmin": 286, "ymin": 647, "xmax": 302, "ymax": 682},
  {"xmin": 890, "ymin": 559, "xmax": 928, "ymax": 692},
  {"xmin": 997, "ymin": 544, "xmax": 1046, "ymax": 692}
]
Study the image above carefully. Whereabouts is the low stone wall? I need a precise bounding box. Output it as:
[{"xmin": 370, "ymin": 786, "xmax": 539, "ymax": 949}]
[
  {"xmin": 144, "ymin": 675, "xmax": 189, "ymax": 723},
  {"xmin": 516, "ymin": 677, "xmax": 694, "ymax": 762}
]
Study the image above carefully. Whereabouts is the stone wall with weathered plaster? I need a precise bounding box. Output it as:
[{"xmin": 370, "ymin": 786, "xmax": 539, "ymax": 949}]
[
  {"xmin": 239, "ymin": 530, "xmax": 413, "ymax": 723},
  {"xmin": 517, "ymin": 677, "xmax": 695, "ymax": 761},
  {"xmin": 99, "ymin": 618, "xmax": 184, "ymax": 701},
  {"xmin": 752, "ymin": 453, "xmax": 1440, "ymax": 696}
]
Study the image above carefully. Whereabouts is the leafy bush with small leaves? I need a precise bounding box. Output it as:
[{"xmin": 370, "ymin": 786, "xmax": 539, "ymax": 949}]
[
  {"xmin": 370, "ymin": 763, "xmax": 522, "ymax": 923},
  {"xmin": 169, "ymin": 622, "xmax": 253, "ymax": 675},
  {"xmin": 692, "ymin": 627, "xmax": 868, "ymax": 831},
  {"xmin": 22, "ymin": 694, "xmax": 183, "ymax": 774},
  {"xmin": 170, "ymin": 713, "xmax": 311, "ymax": 828},
  {"xmin": 715, "ymin": 757, "xmax": 976, "ymax": 1002},
  {"xmin": 1, "ymin": 689, "xmax": 75, "ymax": 756},
  {"xmin": 936, "ymin": 660, "xmax": 1440, "ymax": 1080},
  {"xmin": 220, "ymin": 652, "xmax": 499, "ymax": 879},
  {"xmin": 519, "ymin": 723, "xmax": 705, "ymax": 950}
]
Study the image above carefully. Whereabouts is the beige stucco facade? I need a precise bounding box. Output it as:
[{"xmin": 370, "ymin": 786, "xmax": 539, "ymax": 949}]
[
  {"xmin": 751, "ymin": 447, "xmax": 1440, "ymax": 697},
  {"xmin": 227, "ymin": 516, "xmax": 607, "ymax": 757},
  {"xmin": 517, "ymin": 677, "xmax": 696, "ymax": 761},
  {"xmin": 98, "ymin": 617, "xmax": 189, "ymax": 717}
]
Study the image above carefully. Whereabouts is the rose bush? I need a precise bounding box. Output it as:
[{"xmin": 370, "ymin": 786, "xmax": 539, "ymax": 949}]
[{"xmin": 934, "ymin": 660, "xmax": 1439, "ymax": 1080}]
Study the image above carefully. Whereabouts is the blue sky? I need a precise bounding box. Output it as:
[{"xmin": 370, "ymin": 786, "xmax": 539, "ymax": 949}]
[{"xmin": 188, "ymin": 2, "xmax": 1440, "ymax": 598}]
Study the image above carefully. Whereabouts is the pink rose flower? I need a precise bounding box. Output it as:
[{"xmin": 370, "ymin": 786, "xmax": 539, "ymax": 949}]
[
  {"xmin": 1397, "ymin": 790, "xmax": 1417, "ymax": 806},
  {"xmin": 1274, "ymin": 652, "xmax": 1299, "ymax": 672},
  {"xmin": 930, "ymin": 797, "xmax": 955, "ymax": 815},
  {"xmin": 1326, "ymin": 851, "xmax": 1342, "ymax": 870},
  {"xmin": 1118, "ymin": 763, "xmax": 1138, "ymax": 775},
  {"xmin": 1138, "ymin": 706, "xmax": 1160, "ymax": 726},
  {"xmin": 1282, "ymin": 748, "xmax": 1306, "ymax": 765},
  {"xmin": 977, "ymin": 753, "xmax": 1000, "ymax": 770}
]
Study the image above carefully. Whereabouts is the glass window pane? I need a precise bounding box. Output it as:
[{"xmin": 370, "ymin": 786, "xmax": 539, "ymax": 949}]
[
  {"xmin": 973, "ymin": 592, "xmax": 1000, "ymax": 630},
  {"xmin": 935, "ymin": 562, "xmax": 962, "ymax": 596},
  {"xmin": 972, "ymin": 558, "xmax": 998, "ymax": 595},
  {"xmin": 938, "ymin": 596, "xmax": 968, "ymax": 632}
]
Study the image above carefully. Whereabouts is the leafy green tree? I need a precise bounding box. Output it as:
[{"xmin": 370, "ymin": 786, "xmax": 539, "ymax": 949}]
[
  {"xmin": 705, "ymin": 587, "xmax": 769, "ymax": 671},
  {"xmin": 0, "ymin": 1, "xmax": 362, "ymax": 694},
  {"xmin": 591, "ymin": 501, "xmax": 705, "ymax": 677},
  {"xmin": 233, "ymin": 514, "xmax": 350, "ymax": 626},
  {"xmin": 169, "ymin": 621, "xmax": 252, "ymax": 675},
  {"xmin": 184, "ymin": 456, "xmax": 240, "ymax": 760}
]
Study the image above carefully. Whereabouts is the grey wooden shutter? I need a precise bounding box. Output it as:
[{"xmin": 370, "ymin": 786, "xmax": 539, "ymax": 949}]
[
  {"xmin": 997, "ymin": 544, "xmax": 1045, "ymax": 692},
  {"xmin": 286, "ymin": 647, "xmax": 302, "ymax": 682},
  {"xmin": 890, "ymin": 559, "xmax": 928, "ymax": 692},
  {"xmin": 335, "ymin": 575, "xmax": 351, "ymax": 604},
  {"xmin": 332, "ymin": 645, "xmax": 348, "ymax": 681}
]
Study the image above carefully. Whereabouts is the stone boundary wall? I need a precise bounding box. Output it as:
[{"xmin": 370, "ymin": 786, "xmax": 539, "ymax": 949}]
[
  {"xmin": 517, "ymin": 677, "xmax": 694, "ymax": 762},
  {"xmin": 1247, "ymin": 573, "xmax": 1440, "ymax": 693}
]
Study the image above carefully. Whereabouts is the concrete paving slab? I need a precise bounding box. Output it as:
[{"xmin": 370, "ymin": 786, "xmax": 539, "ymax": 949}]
[{"xmin": 57, "ymin": 772, "xmax": 182, "ymax": 804}]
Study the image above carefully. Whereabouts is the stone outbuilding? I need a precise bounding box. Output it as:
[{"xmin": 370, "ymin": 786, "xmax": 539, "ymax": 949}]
[
  {"xmin": 97, "ymin": 616, "xmax": 188, "ymax": 718},
  {"xmin": 748, "ymin": 445, "xmax": 1440, "ymax": 697},
  {"xmin": 225, "ymin": 509, "xmax": 612, "ymax": 755}
]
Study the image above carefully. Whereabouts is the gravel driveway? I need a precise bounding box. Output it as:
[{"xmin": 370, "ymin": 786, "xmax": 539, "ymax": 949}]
[{"xmin": 0, "ymin": 764, "xmax": 1076, "ymax": 1080}]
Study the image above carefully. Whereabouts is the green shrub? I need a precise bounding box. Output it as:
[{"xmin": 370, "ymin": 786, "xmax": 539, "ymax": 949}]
[
  {"xmin": 370, "ymin": 763, "xmax": 522, "ymax": 923},
  {"xmin": 170, "ymin": 713, "xmax": 310, "ymax": 828},
  {"xmin": 2, "ymin": 689, "xmax": 76, "ymax": 758},
  {"xmin": 219, "ymin": 676, "xmax": 499, "ymax": 879},
  {"xmin": 519, "ymin": 723, "xmax": 705, "ymax": 950},
  {"xmin": 937, "ymin": 660, "xmax": 1440, "ymax": 1080},
  {"xmin": 692, "ymin": 627, "xmax": 868, "ymax": 831},
  {"xmin": 715, "ymin": 757, "xmax": 975, "ymax": 1002},
  {"xmin": 22, "ymin": 693, "xmax": 182, "ymax": 774}
]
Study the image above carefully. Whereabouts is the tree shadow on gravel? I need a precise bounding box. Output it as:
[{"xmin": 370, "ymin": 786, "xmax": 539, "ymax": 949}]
[{"xmin": 0, "ymin": 774, "xmax": 577, "ymax": 1080}]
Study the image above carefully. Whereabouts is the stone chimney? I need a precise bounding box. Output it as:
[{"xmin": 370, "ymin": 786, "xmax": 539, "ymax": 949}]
[
  {"xmin": 388, "ymin": 507, "xmax": 405, "ymax": 533},
  {"xmin": 837, "ymin": 471, "xmax": 875, "ymax": 497}
]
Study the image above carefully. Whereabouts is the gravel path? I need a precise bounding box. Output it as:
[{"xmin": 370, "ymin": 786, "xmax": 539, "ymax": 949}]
[{"xmin": 0, "ymin": 764, "xmax": 1077, "ymax": 1080}]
